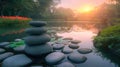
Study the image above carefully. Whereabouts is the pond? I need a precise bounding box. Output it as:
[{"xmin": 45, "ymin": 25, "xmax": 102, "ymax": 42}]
[{"xmin": 0, "ymin": 21, "xmax": 119, "ymax": 67}]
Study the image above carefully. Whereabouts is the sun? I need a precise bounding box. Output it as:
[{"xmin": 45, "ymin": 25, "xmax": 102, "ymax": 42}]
[{"xmin": 77, "ymin": 6, "xmax": 94, "ymax": 13}]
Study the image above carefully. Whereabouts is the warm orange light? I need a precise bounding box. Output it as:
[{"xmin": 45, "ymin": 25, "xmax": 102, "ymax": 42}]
[{"xmin": 77, "ymin": 5, "xmax": 94, "ymax": 13}]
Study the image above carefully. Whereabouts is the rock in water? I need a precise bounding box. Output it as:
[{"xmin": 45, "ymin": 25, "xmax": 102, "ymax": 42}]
[
  {"xmin": 25, "ymin": 44, "xmax": 53, "ymax": 56},
  {"xmin": 53, "ymin": 44, "xmax": 64, "ymax": 50},
  {"xmin": 45, "ymin": 52, "xmax": 65, "ymax": 65},
  {"xmin": 69, "ymin": 44, "xmax": 79, "ymax": 49},
  {"xmin": 0, "ymin": 52, "xmax": 14, "ymax": 62},
  {"xmin": 57, "ymin": 62, "xmax": 75, "ymax": 67},
  {"xmin": 71, "ymin": 40, "xmax": 81, "ymax": 44},
  {"xmin": 0, "ymin": 48, "xmax": 6, "ymax": 54},
  {"xmin": 2, "ymin": 54, "xmax": 32, "ymax": 67},
  {"xmin": 25, "ymin": 27, "xmax": 47, "ymax": 35},
  {"xmin": 24, "ymin": 34, "xmax": 50, "ymax": 46},
  {"xmin": 62, "ymin": 46, "xmax": 73, "ymax": 54},
  {"xmin": 0, "ymin": 42, "xmax": 10, "ymax": 48},
  {"xmin": 77, "ymin": 48, "xmax": 92, "ymax": 54},
  {"xmin": 13, "ymin": 45, "xmax": 25, "ymax": 52},
  {"xmin": 29, "ymin": 21, "xmax": 46, "ymax": 27},
  {"xmin": 68, "ymin": 53, "xmax": 87, "ymax": 63}
]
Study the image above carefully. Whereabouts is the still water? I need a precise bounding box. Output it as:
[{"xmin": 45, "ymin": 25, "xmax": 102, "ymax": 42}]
[{"xmin": 0, "ymin": 22, "xmax": 119, "ymax": 67}]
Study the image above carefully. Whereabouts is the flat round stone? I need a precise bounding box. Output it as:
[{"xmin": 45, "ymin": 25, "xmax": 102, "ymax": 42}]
[
  {"xmin": 77, "ymin": 48, "xmax": 92, "ymax": 54},
  {"xmin": 0, "ymin": 42, "xmax": 10, "ymax": 48},
  {"xmin": 25, "ymin": 44, "xmax": 53, "ymax": 56},
  {"xmin": 15, "ymin": 39, "xmax": 22, "ymax": 42},
  {"xmin": 25, "ymin": 27, "xmax": 47, "ymax": 35},
  {"xmin": 53, "ymin": 44, "xmax": 64, "ymax": 50},
  {"xmin": 69, "ymin": 44, "xmax": 79, "ymax": 49},
  {"xmin": 29, "ymin": 21, "xmax": 47, "ymax": 27},
  {"xmin": 2, "ymin": 54, "xmax": 32, "ymax": 67},
  {"xmin": 0, "ymin": 52, "xmax": 14, "ymax": 62},
  {"xmin": 71, "ymin": 40, "xmax": 81, "ymax": 44},
  {"xmin": 68, "ymin": 53, "xmax": 87, "ymax": 63},
  {"xmin": 62, "ymin": 46, "xmax": 73, "ymax": 54},
  {"xmin": 13, "ymin": 45, "xmax": 25, "ymax": 52},
  {"xmin": 0, "ymin": 48, "xmax": 6, "ymax": 54},
  {"xmin": 57, "ymin": 62, "xmax": 75, "ymax": 67},
  {"xmin": 45, "ymin": 52, "xmax": 65, "ymax": 65},
  {"xmin": 24, "ymin": 34, "xmax": 50, "ymax": 46}
]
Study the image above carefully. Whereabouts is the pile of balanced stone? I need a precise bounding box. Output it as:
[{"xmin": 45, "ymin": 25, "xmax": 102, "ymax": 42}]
[
  {"xmin": 1, "ymin": 21, "xmax": 53, "ymax": 67},
  {"xmin": 24, "ymin": 21, "xmax": 53, "ymax": 56}
]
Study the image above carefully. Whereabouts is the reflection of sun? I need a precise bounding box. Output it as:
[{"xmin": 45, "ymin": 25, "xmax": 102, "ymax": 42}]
[{"xmin": 77, "ymin": 5, "xmax": 94, "ymax": 13}]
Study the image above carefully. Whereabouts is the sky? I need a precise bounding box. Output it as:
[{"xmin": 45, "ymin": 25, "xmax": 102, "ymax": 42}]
[{"xmin": 57, "ymin": 0, "xmax": 106, "ymax": 10}]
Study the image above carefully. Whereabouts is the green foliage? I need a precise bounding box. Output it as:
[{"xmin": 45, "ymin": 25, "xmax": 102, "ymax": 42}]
[
  {"xmin": 94, "ymin": 25, "xmax": 120, "ymax": 49},
  {"xmin": 10, "ymin": 40, "xmax": 25, "ymax": 48}
]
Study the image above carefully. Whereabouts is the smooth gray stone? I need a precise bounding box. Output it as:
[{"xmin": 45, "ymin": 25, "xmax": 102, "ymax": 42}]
[
  {"xmin": 53, "ymin": 44, "xmax": 64, "ymax": 50},
  {"xmin": 30, "ymin": 66, "xmax": 43, "ymax": 67},
  {"xmin": 24, "ymin": 34, "xmax": 50, "ymax": 46},
  {"xmin": 69, "ymin": 44, "xmax": 79, "ymax": 49},
  {"xmin": 15, "ymin": 39, "xmax": 22, "ymax": 42},
  {"xmin": 71, "ymin": 40, "xmax": 81, "ymax": 44},
  {"xmin": 25, "ymin": 27, "xmax": 47, "ymax": 35},
  {"xmin": 45, "ymin": 52, "xmax": 65, "ymax": 65},
  {"xmin": 68, "ymin": 53, "xmax": 87, "ymax": 63},
  {"xmin": 25, "ymin": 44, "xmax": 53, "ymax": 56},
  {"xmin": 0, "ymin": 48, "xmax": 6, "ymax": 54},
  {"xmin": 0, "ymin": 52, "xmax": 14, "ymax": 62},
  {"xmin": 57, "ymin": 62, "xmax": 75, "ymax": 67},
  {"xmin": 29, "ymin": 21, "xmax": 47, "ymax": 27},
  {"xmin": 77, "ymin": 48, "xmax": 92, "ymax": 54},
  {"xmin": 62, "ymin": 46, "xmax": 73, "ymax": 54},
  {"xmin": 63, "ymin": 38, "xmax": 73, "ymax": 40},
  {"xmin": 14, "ymin": 45, "xmax": 25, "ymax": 52},
  {"xmin": 0, "ymin": 42, "xmax": 10, "ymax": 48},
  {"xmin": 2, "ymin": 54, "xmax": 32, "ymax": 67}
]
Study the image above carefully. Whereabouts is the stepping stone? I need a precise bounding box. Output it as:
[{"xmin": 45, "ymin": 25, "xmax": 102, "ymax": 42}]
[
  {"xmin": 0, "ymin": 48, "xmax": 6, "ymax": 54},
  {"xmin": 2, "ymin": 54, "xmax": 32, "ymax": 67},
  {"xmin": 25, "ymin": 27, "xmax": 47, "ymax": 35},
  {"xmin": 24, "ymin": 34, "xmax": 50, "ymax": 46},
  {"xmin": 0, "ymin": 42, "xmax": 10, "ymax": 48},
  {"xmin": 25, "ymin": 44, "xmax": 53, "ymax": 56},
  {"xmin": 68, "ymin": 53, "xmax": 87, "ymax": 63},
  {"xmin": 53, "ymin": 44, "xmax": 64, "ymax": 50},
  {"xmin": 69, "ymin": 44, "xmax": 79, "ymax": 49},
  {"xmin": 0, "ymin": 52, "xmax": 14, "ymax": 62},
  {"xmin": 63, "ymin": 38, "xmax": 73, "ymax": 40},
  {"xmin": 57, "ymin": 62, "xmax": 75, "ymax": 67},
  {"xmin": 30, "ymin": 66, "xmax": 43, "ymax": 67},
  {"xmin": 14, "ymin": 45, "xmax": 25, "ymax": 52},
  {"xmin": 71, "ymin": 40, "xmax": 81, "ymax": 44},
  {"xmin": 62, "ymin": 46, "xmax": 73, "ymax": 54},
  {"xmin": 77, "ymin": 48, "xmax": 92, "ymax": 54},
  {"xmin": 29, "ymin": 21, "xmax": 47, "ymax": 27},
  {"xmin": 45, "ymin": 52, "xmax": 65, "ymax": 65},
  {"xmin": 15, "ymin": 39, "xmax": 22, "ymax": 42}
]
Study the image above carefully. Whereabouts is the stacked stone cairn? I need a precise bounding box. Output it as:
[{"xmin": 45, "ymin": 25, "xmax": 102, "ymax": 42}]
[{"xmin": 24, "ymin": 21, "xmax": 53, "ymax": 56}]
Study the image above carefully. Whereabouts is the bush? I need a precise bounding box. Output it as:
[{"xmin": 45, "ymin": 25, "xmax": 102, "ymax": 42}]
[
  {"xmin": 0, "ymin": 16, "xmax": 31, "ymax": 27},
  {"xmin": 94, "ymin": 24, "xmax": 120, "ymax": 49}
]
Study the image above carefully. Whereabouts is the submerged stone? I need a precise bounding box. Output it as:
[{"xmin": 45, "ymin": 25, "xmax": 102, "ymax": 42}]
[
  {"xmin": 0, "ymin": 42, "xmax": 10, "ymax": 48},
  {"xmin": 77, "ymin": 48, "xmax": 92, "ymax": 54},
  {"xmin": 69, "ymin": 44, "xmax": 79, "ymax": 49},
  {"xmin": 68, "ymin": 53, "xmax": 87, "ymax": 63},
  {"xmin": 45, "ymin": 52, "xmax": 65, "ymax": 65},
  {"xmin": 53, "ymin": 44, "xmax": 64, "ymax": 50},
  {"xmin": 62, "ymin": 46, "xmax": 73, "ymax": 54},
  {"xmin": 57, "ymin": 62, "xmax": 75, "ymax": 67}
]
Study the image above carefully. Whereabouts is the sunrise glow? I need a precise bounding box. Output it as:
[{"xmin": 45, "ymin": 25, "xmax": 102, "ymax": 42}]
[{"xmin": 77, "ymin": 6, "xmax": 94, "ymax": 13}]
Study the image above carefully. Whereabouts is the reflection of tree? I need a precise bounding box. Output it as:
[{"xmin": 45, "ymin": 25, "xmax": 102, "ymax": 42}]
[{"xmin": 95, "ymin": 48, "xmax": 120, "ymax": 67}]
